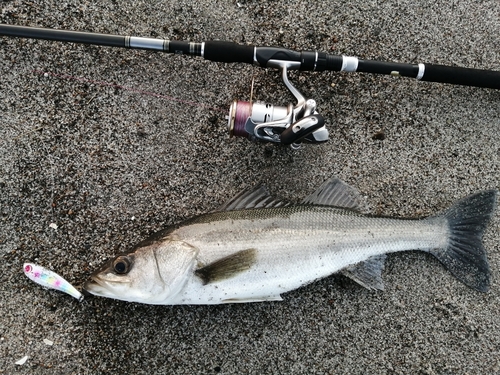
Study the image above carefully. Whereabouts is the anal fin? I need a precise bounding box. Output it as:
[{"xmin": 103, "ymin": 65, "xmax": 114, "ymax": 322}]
[{"xmin": 340, "ymin": 255, "xmax": 386, "ymax": 291}]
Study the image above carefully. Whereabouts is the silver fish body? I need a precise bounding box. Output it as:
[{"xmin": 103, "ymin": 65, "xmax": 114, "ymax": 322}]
[{"xmin": 83, "ymin": 178, "xmax": 497, "ymax": 305}]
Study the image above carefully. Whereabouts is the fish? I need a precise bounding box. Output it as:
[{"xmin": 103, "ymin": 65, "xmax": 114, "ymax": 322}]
[
  {"xmin": 24, "ymin": 263, "xmax": 84, "ymax": 302},
  {"xmin": 83, "ymin": 177, "xmax": 497, "ymax": 305}
]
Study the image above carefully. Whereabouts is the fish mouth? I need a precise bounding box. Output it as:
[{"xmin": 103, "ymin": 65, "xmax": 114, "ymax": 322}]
[
  {"xmin": 82, "ymin": 275, "xmax": 129, "ymax": 297},
  {"xmin": 82, "ymin": 276, "xmax": 107, "ymax": 296}
]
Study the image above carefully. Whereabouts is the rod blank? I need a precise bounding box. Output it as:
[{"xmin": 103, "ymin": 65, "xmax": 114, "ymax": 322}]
[
  {"xmin": 0, "ymin": 24, "xmax": 125, "ymax": 47},
  {"xmin": 1, "ymin": 23, "xmax": 499, "ymax": 90}
]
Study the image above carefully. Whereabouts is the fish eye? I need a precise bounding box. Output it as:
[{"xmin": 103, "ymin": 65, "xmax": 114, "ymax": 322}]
[{"xmin": 113, "ymin": 256, "xmax": 131, "ymax": 274}]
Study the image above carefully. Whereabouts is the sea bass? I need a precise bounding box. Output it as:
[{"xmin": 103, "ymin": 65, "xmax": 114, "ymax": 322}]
[{"xmin": 83, "ymin": 178, "xmax": 497, "ymax": 305}]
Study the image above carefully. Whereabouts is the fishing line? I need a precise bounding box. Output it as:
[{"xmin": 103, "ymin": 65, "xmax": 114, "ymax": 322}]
[
  {"xmin": 8, "ymin": 68, "xmax": 227, "ymax": 141},
  {"xmin": 31, "ymin": 69, "xmax": 226, "ymax": 112}
]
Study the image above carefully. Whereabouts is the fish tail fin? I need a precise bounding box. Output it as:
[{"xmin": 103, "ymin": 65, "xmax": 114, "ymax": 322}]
[{"xmin": 429, "ymin": 190, "xmax": 497, "ymax": 292}]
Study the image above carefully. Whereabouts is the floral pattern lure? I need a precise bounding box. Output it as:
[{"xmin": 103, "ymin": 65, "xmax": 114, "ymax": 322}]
[{"xmin": 23, "ymin": 263, "xmax": 83, "ymax": 302}]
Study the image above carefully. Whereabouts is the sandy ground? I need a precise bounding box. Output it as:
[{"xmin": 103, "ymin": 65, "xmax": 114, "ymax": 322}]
[{"xmin": 0, "ymin": 0, "xmax": 499, "ymax": 374}]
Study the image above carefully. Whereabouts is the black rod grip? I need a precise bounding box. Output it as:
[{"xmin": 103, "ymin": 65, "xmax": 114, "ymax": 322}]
[
  {"xmin": 325, "ymin": 55, "xmax": 343, "ymax": 71},
  {"xmin": 203, "ymin": 41, "xmax": 254, "ymax": 64},
  {"xmin": 0, "ymin": 24, "xmax": 125, "ymax": 47},
  {"xmin": 422, "ymin": 64, "xmax": 500, "ymax": 89}
]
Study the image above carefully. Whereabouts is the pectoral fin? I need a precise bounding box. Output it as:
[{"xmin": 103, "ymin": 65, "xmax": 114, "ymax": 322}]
[
  {"xmin": 340, "ymin": 255, "xmax": 386, "ymax": 291},
  {"xmin": 195, "ymin": 248, "xmax": 257, "ymax": 285}
]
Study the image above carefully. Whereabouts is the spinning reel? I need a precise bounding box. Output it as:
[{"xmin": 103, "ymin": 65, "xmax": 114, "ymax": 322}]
[{"xmin": 227, "ymin": 62, "xmax": 328, "ymax": 147}]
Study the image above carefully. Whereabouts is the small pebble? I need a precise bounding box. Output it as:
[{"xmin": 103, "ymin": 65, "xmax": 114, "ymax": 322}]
[{"xmin": 15, "ymin": 356, "xmax": 28, "ymax": 365}]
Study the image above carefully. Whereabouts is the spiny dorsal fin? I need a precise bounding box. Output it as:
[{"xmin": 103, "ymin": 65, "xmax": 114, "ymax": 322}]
[
  {"xmin": 302, "ymin": 177, "xmax": 363, "ymax": 210},
  {"xmin": 195, "ymin": 248, "xmax": 257, "ymax": 285},
  {"xmin": 340, "ymin": 255, "xmax": 386, "ymax": 291},
  {"xmin": 218, "ymin": 185, "xmax": 287, "ymax": 211}
]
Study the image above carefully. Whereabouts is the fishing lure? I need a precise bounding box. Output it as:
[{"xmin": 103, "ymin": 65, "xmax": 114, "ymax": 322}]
[{"xmin": 23, "ymin": 263, "xmax": 83, "ymax": 302}]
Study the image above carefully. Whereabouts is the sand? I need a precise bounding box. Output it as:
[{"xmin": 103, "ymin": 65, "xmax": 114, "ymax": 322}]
[{"xmin": 0, "ymin": 0, "xmax": 499, "ymax": 373}]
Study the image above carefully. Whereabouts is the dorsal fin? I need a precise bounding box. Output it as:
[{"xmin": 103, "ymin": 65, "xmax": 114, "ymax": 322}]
[
  {"xmin": 340, "ymin": 255, "xmax": 386, "ymax": 291},
  {"xmin": 302, "ymin": 177, "xmax": 363, "ymax": 210},
  {"xmin": 218, "ymin": 185, "xmax": 287, "ymax": 211}
]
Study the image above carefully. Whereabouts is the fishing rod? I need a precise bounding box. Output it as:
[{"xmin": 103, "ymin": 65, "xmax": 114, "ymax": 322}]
[{"xmin": 1, "ymin": 24, "xmax": 500, "ymax": 147}]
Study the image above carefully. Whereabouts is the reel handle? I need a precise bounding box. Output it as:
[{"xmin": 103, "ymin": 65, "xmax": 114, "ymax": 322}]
[{"xmin": 279, "ymin": 114, "xmax": 326, "ymax": 145}]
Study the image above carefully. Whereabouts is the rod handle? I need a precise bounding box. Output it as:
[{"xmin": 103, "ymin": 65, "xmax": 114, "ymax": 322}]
[
  {"xmin": 323, "ymin": 54, "xmax": 500, "ymax": 89},
  {"xmin": 422, "ymin": 64, "xmax": 500, "ymax": 90},
  {"xmin": 203, "ymin": 41, "xmax": 254, "ymax": 64}
]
